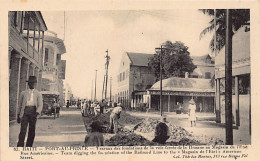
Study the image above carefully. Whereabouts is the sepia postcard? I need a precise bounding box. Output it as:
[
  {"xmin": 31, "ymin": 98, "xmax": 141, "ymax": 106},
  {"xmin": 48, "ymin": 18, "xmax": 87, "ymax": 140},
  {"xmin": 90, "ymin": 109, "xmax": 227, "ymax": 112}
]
[{"xmin": 1, "ymin": 0, "xmax": 260, "ymax": 161}]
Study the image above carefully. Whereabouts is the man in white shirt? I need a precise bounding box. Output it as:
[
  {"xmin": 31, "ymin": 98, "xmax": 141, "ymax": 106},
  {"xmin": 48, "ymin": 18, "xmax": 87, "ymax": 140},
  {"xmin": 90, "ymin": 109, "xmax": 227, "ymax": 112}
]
[
  {"xmin": 17, "ymin": 76, "xmax": 43, "ymax": 147},
  {"xmin": 109, "ymin": 103, "xmax": 122, "ymax": 133}
]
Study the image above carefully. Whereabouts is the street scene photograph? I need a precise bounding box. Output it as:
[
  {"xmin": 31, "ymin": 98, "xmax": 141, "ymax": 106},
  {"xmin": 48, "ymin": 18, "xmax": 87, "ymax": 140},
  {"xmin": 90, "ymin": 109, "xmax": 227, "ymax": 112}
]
[{"xmin": 8, "ymin": 9, "xmax": 251, "ymax": 147}]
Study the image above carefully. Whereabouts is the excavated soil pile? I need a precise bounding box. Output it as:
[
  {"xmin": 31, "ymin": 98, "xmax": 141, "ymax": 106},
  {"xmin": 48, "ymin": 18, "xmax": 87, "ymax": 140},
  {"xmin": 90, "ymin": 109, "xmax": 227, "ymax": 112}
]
[
  {"xmin": 134, "ymin": 118, "xmax": 224, "ymax": 146},
  {"xmin": 105, "ymin": 128, "xmax": 155, "ymax": 146}
]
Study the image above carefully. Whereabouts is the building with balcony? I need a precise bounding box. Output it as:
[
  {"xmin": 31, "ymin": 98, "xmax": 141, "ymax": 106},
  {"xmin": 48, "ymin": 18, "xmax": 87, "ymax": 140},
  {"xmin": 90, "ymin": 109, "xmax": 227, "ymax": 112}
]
[
  {"xmin": 40, "ymin": 31, "xmax": 66, "ymax": 107},
  {"xmin": 8, "ymin": 11, "xmax": 47, "ymax": 121},
  {"xmin": 215, "ymin": 27, "xmax": 250, "ymax": 130}
]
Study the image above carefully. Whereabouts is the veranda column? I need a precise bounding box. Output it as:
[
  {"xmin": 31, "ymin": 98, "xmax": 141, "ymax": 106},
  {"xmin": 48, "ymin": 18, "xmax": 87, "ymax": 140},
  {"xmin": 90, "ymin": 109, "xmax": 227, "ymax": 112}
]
[
  {"xmin": 20, "ymin": 59, "xmax": 30, "ymax": 94},
  {"xmin": 216, "ymin": 78, "xmax": 221, "ymax": 123},
  {"xmin": 9, "ymin": 53, "xmax": 22, "ymax": 120},
  {"xmin": 34, "ymin": 67, "xmax": 40, "ymax": 89},
  {"xmin": 168, "ymin": 95, "xmax": 171, "ymax": 112},
  {"xmin": 235, "ymin": 76, "xmax": 240, "ymax": 126}
]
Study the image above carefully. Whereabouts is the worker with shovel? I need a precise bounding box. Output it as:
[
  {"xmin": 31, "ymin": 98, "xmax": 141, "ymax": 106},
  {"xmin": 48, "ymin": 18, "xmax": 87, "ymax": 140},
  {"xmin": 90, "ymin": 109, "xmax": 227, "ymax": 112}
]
[{"xmin": 109, "ymin": 103, "xmax": 122, "ymax": 133}]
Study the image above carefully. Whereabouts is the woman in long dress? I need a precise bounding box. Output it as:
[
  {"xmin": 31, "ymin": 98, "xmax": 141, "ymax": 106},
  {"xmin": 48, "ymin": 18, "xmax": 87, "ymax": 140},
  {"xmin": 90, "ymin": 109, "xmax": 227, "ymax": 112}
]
[{"xmin": 188, "ymin": 99, "xmax": 196, "ymax": 127}]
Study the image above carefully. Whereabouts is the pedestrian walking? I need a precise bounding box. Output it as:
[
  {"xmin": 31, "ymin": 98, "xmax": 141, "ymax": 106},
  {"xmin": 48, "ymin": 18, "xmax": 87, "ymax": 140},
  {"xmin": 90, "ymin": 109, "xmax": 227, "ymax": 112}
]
[
  {"xmin": 109, "ymin": 103, "xmax": 122, "ymax": 133},
  {"xmin": 188, "ymin": 98, "xmax": 196, "ymax": 127},
  {"xmin": 17, "ymin": 76, "xmax": 43, "ymax": 147},
  {"xmin": 56, "ymin": 99, "xmax": 61, "ymax": 118},
  {"xmin": 84, "ymin": 121, "xmax": 104, "ymax": 146}
]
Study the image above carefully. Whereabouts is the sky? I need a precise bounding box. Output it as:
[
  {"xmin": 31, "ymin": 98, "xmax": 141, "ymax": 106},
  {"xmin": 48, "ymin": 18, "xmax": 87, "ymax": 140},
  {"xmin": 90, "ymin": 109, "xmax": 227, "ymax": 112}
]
[{"xmin": 41, "ymin": 9, "xmax": 213, "ymax": 100}]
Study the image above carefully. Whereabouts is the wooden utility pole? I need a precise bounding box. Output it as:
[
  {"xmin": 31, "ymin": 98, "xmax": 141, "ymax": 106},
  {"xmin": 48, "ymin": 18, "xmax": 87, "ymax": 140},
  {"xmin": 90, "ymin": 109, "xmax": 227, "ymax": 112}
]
[
  {"xmin": 104, "ymin": 50, "xmax": 110, "ymax": 100},
  {"xmin": 155, "ymin": 45, "xmax": 166, "ymax": 116},
  {"xmin": 94, "ymin": 70, "xmax": 97, "ymax": 102},
  {"xmin": 102, "ymin": 75, "xmax": 105, "ymax": 99},
  {"xmin": 225, "ymin": 9, "xmax": 233, "ymax": 145},
  {"xmin": 91, "ymin": 80, "xmax": 93, "ymax": 101},
  {"xmin": 110, "ymin": 77, "xmax": 112, "ymax": 102}
]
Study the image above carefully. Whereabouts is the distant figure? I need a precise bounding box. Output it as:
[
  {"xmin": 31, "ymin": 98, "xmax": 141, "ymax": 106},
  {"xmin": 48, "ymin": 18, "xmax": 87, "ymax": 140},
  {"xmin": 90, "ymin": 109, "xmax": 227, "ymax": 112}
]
[
  {"xmin": 85, "ymin": 121, "xmax": 104, "ymax": 146},
  {"xmin": 94, "ymin": 103, "xmax": 99, "ymax": 116},
  {"xmin": 56, "ymin": 100, "xmax": 61, "ymax": 118},
  {"xmin": 109, "ymin": 103, "xmax": 122, "ymax": 133},
  {"xmin": 188, "ymin": 98, "xmax": 196, "ymax": 127},
  {"xmin": 66, "ymin": 100, "xmax": 70, "ymax": 108},
  {"xmin": 100, "ymin": 99, "xmax": 106, "ymax": 114},
  {"xmin": 199, "ymin": 102, "xmax": 202, "ymax": 113},
  {"xmin": 152, "ymin": 117, "xmax": 170, "ymax": 144},
  {"xmin": 17, "ymin": 76, "xmax": 43, "ymax": 147}
]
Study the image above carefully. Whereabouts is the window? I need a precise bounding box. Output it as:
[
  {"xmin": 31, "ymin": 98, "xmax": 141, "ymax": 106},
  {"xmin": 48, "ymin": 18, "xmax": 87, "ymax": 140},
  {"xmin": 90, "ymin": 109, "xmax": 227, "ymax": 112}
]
[
  {"xmin": 44, "ymin": 48, "xmax": 49, "ymax": 66},
  {"xmin": 120, "ymin": 73, "xmax": 122, "ymax": 82},
  {"xmin": 56, "ymin": 54, "xmax": 61, "ymax": 65},
  {"xmin": 205, "ymin": 72, "xmax": 211, "ymax": 79}
]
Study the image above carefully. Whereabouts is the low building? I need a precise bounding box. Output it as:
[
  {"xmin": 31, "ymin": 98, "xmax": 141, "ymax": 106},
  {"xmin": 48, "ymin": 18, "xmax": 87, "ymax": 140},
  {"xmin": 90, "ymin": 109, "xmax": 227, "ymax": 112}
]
[
  {"xmin": 9, "ymin": 11, "xmax": 47, "ymax": 121},
  {"xmin": 141, "ymin": 76, "xmax": 215, "ymax": 113}
]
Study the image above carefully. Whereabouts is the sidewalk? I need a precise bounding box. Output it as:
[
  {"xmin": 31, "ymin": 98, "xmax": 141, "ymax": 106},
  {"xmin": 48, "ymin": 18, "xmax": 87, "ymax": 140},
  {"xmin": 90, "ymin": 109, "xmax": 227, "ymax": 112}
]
[{"xmin": 9, "ymin": 107, "xmax": 86, "ymax": 147}]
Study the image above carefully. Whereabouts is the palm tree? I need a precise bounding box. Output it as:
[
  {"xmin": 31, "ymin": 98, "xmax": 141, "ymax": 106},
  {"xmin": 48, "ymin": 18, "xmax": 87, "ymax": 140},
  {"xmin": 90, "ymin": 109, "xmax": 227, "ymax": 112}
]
[{"xmin": 199, "ymin": 9, "xmax": 250, "ymax": 53}]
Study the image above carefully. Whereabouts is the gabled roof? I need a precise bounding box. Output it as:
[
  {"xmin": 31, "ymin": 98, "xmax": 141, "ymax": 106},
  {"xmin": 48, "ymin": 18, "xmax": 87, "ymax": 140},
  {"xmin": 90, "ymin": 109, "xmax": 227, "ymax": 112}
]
[
  {"xmin": 126, "ymin": 52, "xmax": 154, "ymax": 67},
  {"xmin": 191, "ymin": 54, "xmax": 214, "ymax": 66},
  {"xmin": 150, "ymin": 77, "xmax": 214, "ymax": 93}
]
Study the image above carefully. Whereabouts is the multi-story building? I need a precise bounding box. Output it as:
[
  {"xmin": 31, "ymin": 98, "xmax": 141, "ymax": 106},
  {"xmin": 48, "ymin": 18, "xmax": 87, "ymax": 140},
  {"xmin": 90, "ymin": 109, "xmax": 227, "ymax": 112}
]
[
  {"xmin": 117, "ymin": 52, "xmax": 156, "ymax": 108},
  {"xmin": 9, "ymin": 11, "xmax": 47, "ymax": 121},
  {"xmin": 215, "ymin": 27, "xmax": 250, "ymax": 129},
  {"xmin": 190, "ymin": 54, "xmax": 215, "ymax": 79},
  {"xmin": 41, "ymin": 31, "xmax": 66, "ymax": 107}
]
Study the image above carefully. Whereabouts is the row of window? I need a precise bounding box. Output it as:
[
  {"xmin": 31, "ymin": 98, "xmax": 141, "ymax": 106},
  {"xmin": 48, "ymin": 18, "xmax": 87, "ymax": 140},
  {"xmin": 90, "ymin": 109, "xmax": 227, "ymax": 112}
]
[
  {"xmin": 44, "ymin": 48, "xmax": 61, "ymax": 66},
  {"xmin": 118, "ymin": 70, "xmax": 129, "ymax": 82}
]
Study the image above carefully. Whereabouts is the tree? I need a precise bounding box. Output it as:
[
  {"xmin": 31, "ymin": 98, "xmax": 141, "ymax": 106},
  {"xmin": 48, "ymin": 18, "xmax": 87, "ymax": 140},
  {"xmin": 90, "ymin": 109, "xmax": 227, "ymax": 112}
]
[
  {"xmin": 148, "ymin": 41, "xmax": 196, "ymax": 80},
  {"xmin": 199, "ymin": 9, "xmax": 250, "ymax": 53}
]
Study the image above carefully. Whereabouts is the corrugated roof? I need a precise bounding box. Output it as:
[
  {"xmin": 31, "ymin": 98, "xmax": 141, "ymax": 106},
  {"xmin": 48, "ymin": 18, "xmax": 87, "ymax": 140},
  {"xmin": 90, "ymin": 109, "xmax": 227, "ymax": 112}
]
[
  {"xmin": 150, "ymin": 77, "xmax": 214, "ymax": 92},
  {"xmin": 127, "ymin": 52, "xmax": 154, "ymax": 66}
]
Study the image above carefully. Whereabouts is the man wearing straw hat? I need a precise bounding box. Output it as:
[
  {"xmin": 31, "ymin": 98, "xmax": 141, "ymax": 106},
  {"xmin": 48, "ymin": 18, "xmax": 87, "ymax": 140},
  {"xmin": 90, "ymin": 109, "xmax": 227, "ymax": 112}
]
[{"xmin": 17, "ymin": 76, "xmax": 43, "ymax": 147}]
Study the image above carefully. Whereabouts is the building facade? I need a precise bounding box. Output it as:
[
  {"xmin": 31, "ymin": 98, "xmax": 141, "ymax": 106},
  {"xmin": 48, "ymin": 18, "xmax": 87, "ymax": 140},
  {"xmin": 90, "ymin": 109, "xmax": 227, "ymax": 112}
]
[
  {"xmin": 215, "ymin": 27, "xmax": 250, "ymax": 129},
  {"xmin": 190, "ymin": 54, "xmax": 215, "ymax": 79},
  {"xmin": 9, "ymin": 11, "xmax": 47, "ymax": 121},
  {"xmin": 41, "ymin": 31, "xmax": 66, "ymax": 107},
  {"xmin": 117, "ymin": 52, "xmax": 156, "ymax": 108}
]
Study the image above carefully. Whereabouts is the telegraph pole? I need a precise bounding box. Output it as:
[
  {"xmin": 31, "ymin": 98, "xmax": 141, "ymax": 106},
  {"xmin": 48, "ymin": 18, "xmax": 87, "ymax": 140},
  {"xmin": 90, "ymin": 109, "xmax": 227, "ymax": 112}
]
[
  {"xmin": 102, "ymin": 75, "xmax": 105, "ymax": 99},
  {"xmin": 110, "ymin": 76, "xmax": 112, "ymax": 102},
  {"xmin": 94, "ymin": 70, "xmax": 97, "ymax": 102},
  {"xmin": 104, "ymin": 49, "xmax": 110, "ymax": 100},
  {"xmin": 225, "ymin": 9, "xmax": 233, "ymax": 145},
  {"xmin": 132, "ymin": 71, "xmax": 136, "ymax": 109},
  {"xmin": 155, "ymin": 45, "xmax": 166, "ymax": 117},
  {"xmin": 91, "ymin": 80, "xmax": 93, "ymax": 101}
]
